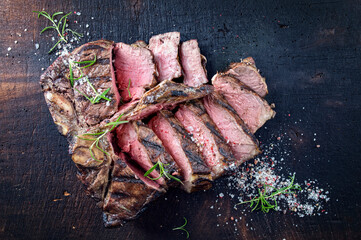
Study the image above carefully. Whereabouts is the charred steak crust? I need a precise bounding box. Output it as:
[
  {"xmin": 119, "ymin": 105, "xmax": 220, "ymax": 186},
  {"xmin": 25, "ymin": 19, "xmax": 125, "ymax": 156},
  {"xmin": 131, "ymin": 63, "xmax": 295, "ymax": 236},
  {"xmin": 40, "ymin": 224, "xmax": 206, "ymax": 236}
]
[
  {"xmin": 103, "ymin": 155, "xmax": 161, "ymax": 227},
  {"xmin": 72, "ymin": 40, "xmax": 118, "ymax": 128},
  {"xmin": 40, "ymin": 53, "xmax": 78, "ymax": 137},
  {"xmin": 122, "ymin": 80, "xmax": 214, "ymax": 122}
]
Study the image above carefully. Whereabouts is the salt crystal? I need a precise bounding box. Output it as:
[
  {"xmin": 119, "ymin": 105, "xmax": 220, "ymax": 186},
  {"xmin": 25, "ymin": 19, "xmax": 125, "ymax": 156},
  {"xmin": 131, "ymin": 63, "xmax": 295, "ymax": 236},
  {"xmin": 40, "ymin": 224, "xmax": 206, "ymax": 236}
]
[
  {"xmin": 35, "ymin": 43, "xmax": 39, "ymax": 49},
  {"xmin": 24, "ymin": 28, "xmax": 27, "ymax": 31},
  {"xmin": 7, "ymin": 47, "xmax": 11, "ymax": 51},
  {"xmin": 86, "ymin": 24, "xmax": 89, "ymax": 28},
  {"xmin": 14, "ymin": 41, "xmax": 18, "ymax": 44},
  {"xmin": 76, "ymin": 12, "xmax": 81, "ymax": 16}
]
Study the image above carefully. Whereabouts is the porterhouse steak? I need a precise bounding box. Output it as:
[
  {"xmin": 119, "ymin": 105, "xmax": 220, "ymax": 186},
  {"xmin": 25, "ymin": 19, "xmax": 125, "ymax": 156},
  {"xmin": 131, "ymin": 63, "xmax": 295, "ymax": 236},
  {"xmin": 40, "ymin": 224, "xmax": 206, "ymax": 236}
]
[{"xmin": 40, "ymin": 32, "xmax": 275, "ymax": 226}]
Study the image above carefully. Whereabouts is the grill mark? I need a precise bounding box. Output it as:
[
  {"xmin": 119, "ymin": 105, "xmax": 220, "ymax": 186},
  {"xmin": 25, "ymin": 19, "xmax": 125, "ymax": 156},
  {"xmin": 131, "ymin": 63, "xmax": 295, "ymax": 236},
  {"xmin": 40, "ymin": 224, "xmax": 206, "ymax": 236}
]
[
  {"xmin": 96, "ymin": 58, "xmax": 110, "ymax": 65},
  {"xmin": 171, "ymin": 90, "xmax": 188, "ymax": 97},
  {"xmin": 205, "ymin": 121, "xmax": 225, "ymax": 140},
  {"xmin": 168, "ymin": 120, "xmax": 189, "ymax": 137},
  {"xmin": 112, "ymin": 177, "xmax": 144, "ymax": 184},
  {"xmin": 214, "ymin": 97, "xmax": 238, "ymax": 114},
  {"xmin": 141, "ymin": 138, "xmax": 164, "ymax": 153},
  {"xmin": 85, "ymin": 76, "xmax": 112, "ymax": 83},
  {"xmin": 189, "ymin": 100, "xmax": 206, "ymax": 114},
  {"xmin": 110, "ymin": 192, "xmax": 130, "ymax": 199},
  {"xmin": 184, "ymin": 148, "xmax": 209, "ymax": 173},
  {"xmin": 211, "ymin": 94, "xmax": 259, "ymax": 146},
  {"xmin": 78, "ymin": 44, "xmax": 106, "ymax": 54},
  {"xmin": 218, "ymin": 147, "xmax": 234, "ymax": 160}
]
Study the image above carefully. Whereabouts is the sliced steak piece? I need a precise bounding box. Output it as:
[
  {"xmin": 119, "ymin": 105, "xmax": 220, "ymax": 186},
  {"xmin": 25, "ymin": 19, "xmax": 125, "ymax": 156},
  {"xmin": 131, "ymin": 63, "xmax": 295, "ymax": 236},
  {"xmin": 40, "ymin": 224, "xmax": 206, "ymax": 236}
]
[
  {"xmin": 224, "ymin": 57, "xmax": 268, "ymax": 97},
  {"xmin": 180, "ymin": 40, "xmax": 208, "ymax": 87},
  {"xmin": 103, "ymin": 153, "xmax": 162, "ymax": 227},
  {"xmin": 136, "ymin": 121, "xmax": 182, "ymax": 187},
  {"xmin": 116, "ymin": 122, "xmax": 166, "ymax": 188},
  {"xmin": 113, "ymin": 42, "xmax": 157, "ymax": 102},
  {"xmin": 176, "ymin": 100, "xmax": 236, "ymax": 178},
  {"xmin": 102, "ymin": 80, "xmax": 214, "ymax": 125},
  {"xmin": 148, "ymin": 32, "xmax": 182, "ymax": 81},
  {"xmin": 149, "ymin": 111, "xmax": 212, "ymax": 193},
  {"xmin": 212, "ymin": 74, "xmax": 275, "ymax": 133},
  {"xmin": 203, "ymin": 93, "xmax": 261, "ymax": 164}
]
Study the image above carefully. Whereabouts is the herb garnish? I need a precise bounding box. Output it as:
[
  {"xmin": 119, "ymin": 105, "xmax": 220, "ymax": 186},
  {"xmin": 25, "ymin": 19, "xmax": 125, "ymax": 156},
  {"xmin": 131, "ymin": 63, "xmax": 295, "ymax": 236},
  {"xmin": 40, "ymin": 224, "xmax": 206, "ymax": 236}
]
[
  {"xmin": 69, "ymin": 55, "xmax": 111, "ymax": 104},
  {"xmin": 75, "ymin": 78, "xmax": 111, "ymax": 104},
  {"xmin": 172, "ymin": 217, "xmax": 189, "ymax": 239},
  {"xmin": 144, "ymin": 161, "xmax": 183, "ymax": 184},
  {"xmin": 33, "ymin": 11, "xmax": 83, "ymax": 53},
  {"xmin": 235, "ymin": 174, "xmax": 301, "ymax": 213},
  {"xmin": 69, "ymin": 54, "xmax": 97, "ymax": 87},
  {"xmin": 127, "ymin": 79, "xmax": 132, "ymax": 98},
  {"xmin": 77, "ymin": 113, "xmax": 128, "ymax": 162}
]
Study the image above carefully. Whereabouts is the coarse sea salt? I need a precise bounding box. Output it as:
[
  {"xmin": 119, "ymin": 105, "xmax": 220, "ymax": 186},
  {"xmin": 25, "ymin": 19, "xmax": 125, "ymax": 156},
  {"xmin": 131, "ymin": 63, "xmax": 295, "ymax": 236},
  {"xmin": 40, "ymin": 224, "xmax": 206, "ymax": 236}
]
[{"xmin": 214, "ymin": 131, "xmax": 330, "ymax": 221}]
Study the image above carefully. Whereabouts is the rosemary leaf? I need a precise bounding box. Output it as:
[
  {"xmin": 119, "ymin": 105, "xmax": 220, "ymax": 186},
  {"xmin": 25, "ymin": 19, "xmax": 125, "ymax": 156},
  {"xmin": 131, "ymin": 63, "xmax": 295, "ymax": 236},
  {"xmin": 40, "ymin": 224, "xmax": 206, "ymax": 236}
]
[
  {"xmin": 52, "ymin": 12, "xmax": 63, "ymax": 18},
  {"xmin": 40, "ymin": 26, "xmax": 56, "ymax": 34},
  {"xmin": 144, "ymin": 162, "xmax": 159, "ymax": 177},
  {"xmin": 172, "ymin": 217, "xmax": 189, "ymax": 239}
]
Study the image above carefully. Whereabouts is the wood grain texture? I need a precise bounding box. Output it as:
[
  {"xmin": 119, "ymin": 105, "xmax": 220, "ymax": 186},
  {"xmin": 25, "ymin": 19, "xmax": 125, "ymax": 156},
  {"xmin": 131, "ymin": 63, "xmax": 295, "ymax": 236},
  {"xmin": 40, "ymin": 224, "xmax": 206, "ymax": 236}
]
[{"xmin": 1, "ymin": 0, "xmax": 361, "ymax": 239}]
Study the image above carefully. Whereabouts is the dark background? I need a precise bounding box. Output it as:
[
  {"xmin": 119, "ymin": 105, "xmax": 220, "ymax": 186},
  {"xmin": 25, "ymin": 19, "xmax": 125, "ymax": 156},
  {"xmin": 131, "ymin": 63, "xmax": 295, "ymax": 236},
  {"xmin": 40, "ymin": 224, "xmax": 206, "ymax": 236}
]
[{"xmin": 1, "ymin": 0, "xmax": 360, "ymax": 239}]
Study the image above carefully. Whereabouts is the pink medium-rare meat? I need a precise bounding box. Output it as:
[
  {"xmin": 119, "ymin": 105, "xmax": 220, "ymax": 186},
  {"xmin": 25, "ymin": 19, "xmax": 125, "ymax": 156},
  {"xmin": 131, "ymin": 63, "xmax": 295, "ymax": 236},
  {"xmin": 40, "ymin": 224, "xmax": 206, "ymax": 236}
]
[
  {"xmin": 212, "ymin": 74, "xmax": 275, "ymax": 133},
  {"xmin": 203, "ymin": 93, "xmax": 260, "ymax": 163},
  {"xmin": 181, "ymin": 100, "xmax": 237, "ymax": 177},
  {"xmin": 136, "ymin": 121, "xmax": 182, "ymax": 187},
  {"xmin": 149, "ymin": 111, "xmax": 212, "ymax": 192},
  {"xmin": 224, "ymin": 57, "xmax": 268, "ymax": 97},
  {"xmin": 180, "ymin": 40, "xmax": 208, "ymax": 87},
  {"xmin": 176, "ymin": 104, "xmax": 225, "ymax": 178},
  {"xmin": 149, "ymin": 113, "xmax": 192, "ymax": 184},
  {"xmin": 148, "ymin": 32, "xmax": 182, "ymax": 81},
  {"xmin": 113, "ymin": 42, "xmax": 157, "ymax": 102},
  {"xmin": 116, "ymin": 123, "xmax": 164, "ymax": 188}
]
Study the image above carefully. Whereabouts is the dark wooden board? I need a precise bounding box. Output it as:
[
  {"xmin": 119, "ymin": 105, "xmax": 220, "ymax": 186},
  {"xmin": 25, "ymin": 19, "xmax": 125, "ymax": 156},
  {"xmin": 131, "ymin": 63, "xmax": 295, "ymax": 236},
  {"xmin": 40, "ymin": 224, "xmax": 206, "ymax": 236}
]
[{"xmin": 1, "ymin": 0, "xmax": 361, "ymax": 239}]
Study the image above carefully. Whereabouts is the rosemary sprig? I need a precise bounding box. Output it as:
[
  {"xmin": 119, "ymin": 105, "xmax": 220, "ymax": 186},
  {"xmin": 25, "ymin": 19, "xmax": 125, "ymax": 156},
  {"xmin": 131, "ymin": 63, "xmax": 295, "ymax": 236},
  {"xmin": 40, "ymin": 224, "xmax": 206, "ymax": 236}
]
[
  {"xmin": 69, "ymin": 54, "xmax": 97, "ymax": 87},
  {"xmin": 75, "ymin": 77, "xmax": 111, "ymax": 104},
  {"xmin": 127, "ymin": 79, "xmax": 132, "ymax": 98},
  {"xmin": 172, "ymin": 217, "xmax": 189, "ymax": 239},
  {"xmin": 235, "ymin": 174, "xmax": 302, "ymax": 213},
  {"xmin": 144, "ymin": 161, "xmax": 182, "ymax": 184},
  {"xmin": 33, "ymin": 11, "xmax": 83, "ymax": 53},
  {"xmin": 69, "ymin": 55, "xmax": 111, "ymax": 104},
  {"xmin": 77, "ymin": 113, "xmax": 128, "ymax": 162}
]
